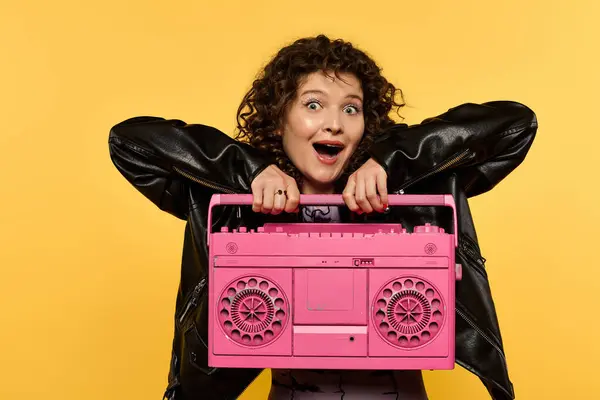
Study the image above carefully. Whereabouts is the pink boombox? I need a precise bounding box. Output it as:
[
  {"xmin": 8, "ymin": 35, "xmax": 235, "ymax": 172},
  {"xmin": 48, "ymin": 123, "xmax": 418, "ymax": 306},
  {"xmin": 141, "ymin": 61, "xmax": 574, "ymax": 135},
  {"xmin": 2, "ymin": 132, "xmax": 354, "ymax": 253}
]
[{"xmin": 207, "ymin": 194, "xmax": 462, "ymax": 371}]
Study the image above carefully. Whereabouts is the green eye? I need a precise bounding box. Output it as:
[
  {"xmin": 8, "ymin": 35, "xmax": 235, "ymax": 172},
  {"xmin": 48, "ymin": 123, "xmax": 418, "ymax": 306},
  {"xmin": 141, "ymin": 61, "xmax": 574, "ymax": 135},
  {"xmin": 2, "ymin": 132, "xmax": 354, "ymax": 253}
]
[
  {"xmin": 307, "ymin": 102, "xmax": 321, "ymax": 110},
  {"xmin": 344, "ymin": 105, "xmax": 359, "ymax": 114}
]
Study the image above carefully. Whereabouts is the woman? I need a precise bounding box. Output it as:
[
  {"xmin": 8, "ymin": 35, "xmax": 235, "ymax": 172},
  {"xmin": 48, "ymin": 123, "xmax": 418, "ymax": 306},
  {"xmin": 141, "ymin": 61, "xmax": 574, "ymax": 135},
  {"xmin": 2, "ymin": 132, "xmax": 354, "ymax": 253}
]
[{"xmin": 109, "ymin": 35, "xmax": 537, "ymax": 400}]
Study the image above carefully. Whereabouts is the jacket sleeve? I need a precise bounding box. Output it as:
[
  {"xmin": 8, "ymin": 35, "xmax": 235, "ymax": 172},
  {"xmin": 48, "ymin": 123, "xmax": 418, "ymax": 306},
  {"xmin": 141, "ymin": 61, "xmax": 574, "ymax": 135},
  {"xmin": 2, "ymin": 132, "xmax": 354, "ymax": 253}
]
[
  {"xmin": 108, "ymin": 116, "xmax": 274, "ymax": 219},
  {"xmin": 367, "ymin": 101, "xmax": 538, "ymax": 197}
]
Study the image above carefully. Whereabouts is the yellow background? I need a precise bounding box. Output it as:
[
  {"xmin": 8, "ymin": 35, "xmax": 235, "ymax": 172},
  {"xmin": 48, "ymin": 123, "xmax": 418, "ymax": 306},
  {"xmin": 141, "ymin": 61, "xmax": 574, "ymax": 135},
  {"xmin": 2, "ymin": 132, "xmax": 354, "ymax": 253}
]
[{"xmin": 1, "ymin": 0, "xmax": 598, "ymax": 399}]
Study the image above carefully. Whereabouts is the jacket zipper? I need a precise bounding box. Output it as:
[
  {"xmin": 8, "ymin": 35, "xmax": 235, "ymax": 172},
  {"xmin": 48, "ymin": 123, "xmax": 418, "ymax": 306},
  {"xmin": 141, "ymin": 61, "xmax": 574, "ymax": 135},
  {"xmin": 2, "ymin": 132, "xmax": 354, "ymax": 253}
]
[
  {"xmin": 461, "ymin": 242, "xmax": 486, "ymax": 268},
  {"xmin": 458, "ymin": 246, "xmax": 487, "ymax": 278},
  {"xmin": 384, "ymin": 147, "xmax": 505, "ymax": 362},
  {"xmin": 173, "ymin": 166, "xmax": 238, "ymax": 194},
  {"xmin": 393, "ymin": 149, "xmax": 471, "ymax": 194},
  {"xmin": 461, "ymin": 233, "xmax": 483, "ymax": 257},
  {"xmin": 178, "ymin": 278, "xmax": 207, "ymax": 324},
  {"xmin": 163, "ymin": 379, "xmax": 180, "ymax": 400},
  {"xmin": 455, "ymin": 306, "xmax": 506, "ymax": 363}
]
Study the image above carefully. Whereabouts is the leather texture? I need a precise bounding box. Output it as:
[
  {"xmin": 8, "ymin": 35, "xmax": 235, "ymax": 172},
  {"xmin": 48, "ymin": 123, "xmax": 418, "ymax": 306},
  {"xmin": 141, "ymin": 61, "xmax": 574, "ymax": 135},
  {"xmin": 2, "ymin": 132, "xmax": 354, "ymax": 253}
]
[{"xmin": 108, "ymin": 101, "xmax": 537, "ymax": 400}]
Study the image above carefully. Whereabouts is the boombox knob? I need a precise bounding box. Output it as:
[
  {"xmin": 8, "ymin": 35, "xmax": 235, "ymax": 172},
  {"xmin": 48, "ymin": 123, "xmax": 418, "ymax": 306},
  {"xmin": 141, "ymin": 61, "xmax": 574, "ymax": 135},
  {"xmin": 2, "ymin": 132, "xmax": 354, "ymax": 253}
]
[
  {"xmin": 455, "ymin": 263, "xmax": 463, "ymax": 281},
  {"xmin": 414, "ymin": 223, "xmax": 443, "ymax": 233}
]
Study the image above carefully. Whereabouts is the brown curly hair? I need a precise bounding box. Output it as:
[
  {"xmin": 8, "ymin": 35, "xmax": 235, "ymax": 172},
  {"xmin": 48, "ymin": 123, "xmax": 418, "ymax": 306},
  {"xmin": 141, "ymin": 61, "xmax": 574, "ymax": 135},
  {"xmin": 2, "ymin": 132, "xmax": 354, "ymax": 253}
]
[{"xmin": 235, "ymin": 34, "xmax": 405, "ymax": 188}]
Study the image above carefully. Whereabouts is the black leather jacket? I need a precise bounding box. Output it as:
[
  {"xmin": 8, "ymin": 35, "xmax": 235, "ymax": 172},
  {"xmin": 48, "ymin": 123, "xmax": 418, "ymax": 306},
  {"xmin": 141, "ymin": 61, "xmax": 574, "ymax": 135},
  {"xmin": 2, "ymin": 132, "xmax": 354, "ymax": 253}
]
[{"xmin": 108, "ymin": 101, "xmax": 537, "ymax": 400}]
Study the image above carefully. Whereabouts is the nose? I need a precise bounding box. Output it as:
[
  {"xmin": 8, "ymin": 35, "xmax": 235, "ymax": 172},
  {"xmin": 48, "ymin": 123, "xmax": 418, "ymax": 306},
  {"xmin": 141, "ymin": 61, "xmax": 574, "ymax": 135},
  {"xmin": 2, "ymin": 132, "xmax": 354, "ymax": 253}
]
[{"xmin": 324, "ymin": 109, "xmax": 344, "ymax": 135}]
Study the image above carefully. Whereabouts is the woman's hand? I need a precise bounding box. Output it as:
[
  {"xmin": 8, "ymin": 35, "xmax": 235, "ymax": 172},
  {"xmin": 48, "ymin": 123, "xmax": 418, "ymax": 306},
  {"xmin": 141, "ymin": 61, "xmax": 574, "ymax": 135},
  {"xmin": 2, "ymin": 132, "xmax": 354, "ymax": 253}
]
[
  {"xmin": 251, "ymin": 165, "xmax": 300, "ymax": 214},
  {"xmin": 342, "ymin": 158, "xmax": 388, "ymax": 214}
]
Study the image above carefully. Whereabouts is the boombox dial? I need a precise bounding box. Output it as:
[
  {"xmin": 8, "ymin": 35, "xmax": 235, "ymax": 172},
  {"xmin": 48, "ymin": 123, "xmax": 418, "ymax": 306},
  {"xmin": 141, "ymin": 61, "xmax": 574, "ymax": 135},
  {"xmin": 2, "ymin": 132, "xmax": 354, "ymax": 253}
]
[
  {"xmin": 217, "ymin": 275, "xmax": 289, "ymax": 348},
  {"xmin": 373, "ymin": 276, "xmax": 445, "ymax": 349}
]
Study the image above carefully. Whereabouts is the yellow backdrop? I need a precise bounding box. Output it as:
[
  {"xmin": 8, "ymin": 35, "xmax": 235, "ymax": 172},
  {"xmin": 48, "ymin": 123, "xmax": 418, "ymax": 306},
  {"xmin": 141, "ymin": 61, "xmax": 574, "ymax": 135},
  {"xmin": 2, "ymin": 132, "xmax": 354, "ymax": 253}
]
[{"xmin": 1, "ymin": 0, "xmax": 598, "ymax": 399}]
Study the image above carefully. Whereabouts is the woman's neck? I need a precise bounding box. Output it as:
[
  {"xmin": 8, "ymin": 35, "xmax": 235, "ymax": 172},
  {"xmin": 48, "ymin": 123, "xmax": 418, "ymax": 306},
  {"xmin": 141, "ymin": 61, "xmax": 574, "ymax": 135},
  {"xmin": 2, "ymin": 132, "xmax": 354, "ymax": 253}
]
[{"xmin": 301, "ymin": 179, "xmax": 335, "ymax": 195}]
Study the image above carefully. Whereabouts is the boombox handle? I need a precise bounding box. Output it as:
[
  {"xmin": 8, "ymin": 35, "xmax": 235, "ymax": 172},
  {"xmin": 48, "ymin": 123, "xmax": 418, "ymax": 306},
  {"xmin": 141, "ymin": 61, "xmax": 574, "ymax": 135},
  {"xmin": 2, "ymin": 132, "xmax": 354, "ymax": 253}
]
[{"xmin": 206, "ymin": 194, "xmax": 458, "ymax": 248}]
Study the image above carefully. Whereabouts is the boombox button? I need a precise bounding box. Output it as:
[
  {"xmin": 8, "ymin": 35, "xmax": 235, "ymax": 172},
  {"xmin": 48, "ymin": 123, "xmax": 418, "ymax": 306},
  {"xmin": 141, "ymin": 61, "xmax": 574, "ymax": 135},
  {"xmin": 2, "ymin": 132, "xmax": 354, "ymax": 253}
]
[
  {"xmin": 455, "ymin": 263, "xmax": 463, "ymax": 281},
  {"xmin": 414, "ymin": 223, "xmax": 443, "ymax": 233}
]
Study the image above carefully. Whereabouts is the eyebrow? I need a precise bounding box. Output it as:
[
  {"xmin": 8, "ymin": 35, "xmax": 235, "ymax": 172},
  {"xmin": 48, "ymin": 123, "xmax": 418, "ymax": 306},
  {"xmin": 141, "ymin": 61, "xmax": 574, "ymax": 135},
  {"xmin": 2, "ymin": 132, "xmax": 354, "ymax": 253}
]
[{"xmin": 300, "ymin": 89, "xmax": 363, "ymax": 102}]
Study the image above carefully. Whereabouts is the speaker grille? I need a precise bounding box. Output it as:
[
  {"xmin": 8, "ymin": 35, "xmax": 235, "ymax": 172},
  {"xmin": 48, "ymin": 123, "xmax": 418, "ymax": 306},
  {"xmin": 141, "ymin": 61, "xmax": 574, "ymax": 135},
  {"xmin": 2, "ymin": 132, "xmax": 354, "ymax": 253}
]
[
  {"xmin": 373, "ymin": 277, "xmax": 445, "ymax": 349},
  {"xmin": 217, "ymin": 276, "xmax": 288, "ymax": 347}
]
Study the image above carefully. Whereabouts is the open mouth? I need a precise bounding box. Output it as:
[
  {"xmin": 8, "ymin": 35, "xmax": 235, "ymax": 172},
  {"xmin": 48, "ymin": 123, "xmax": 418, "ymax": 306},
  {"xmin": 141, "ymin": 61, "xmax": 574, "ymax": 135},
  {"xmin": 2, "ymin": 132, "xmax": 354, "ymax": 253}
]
[{"xmin": 312, "ymin": 142, "xmax": 344, "ymax": 157}]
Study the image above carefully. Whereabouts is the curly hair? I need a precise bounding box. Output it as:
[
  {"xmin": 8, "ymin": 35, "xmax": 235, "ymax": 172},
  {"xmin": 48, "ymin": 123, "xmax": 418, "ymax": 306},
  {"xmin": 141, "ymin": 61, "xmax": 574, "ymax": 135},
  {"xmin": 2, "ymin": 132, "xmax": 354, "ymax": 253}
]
[{"xmin": 235, "ymin": 34, "xmax": 405, "ymax": 187}]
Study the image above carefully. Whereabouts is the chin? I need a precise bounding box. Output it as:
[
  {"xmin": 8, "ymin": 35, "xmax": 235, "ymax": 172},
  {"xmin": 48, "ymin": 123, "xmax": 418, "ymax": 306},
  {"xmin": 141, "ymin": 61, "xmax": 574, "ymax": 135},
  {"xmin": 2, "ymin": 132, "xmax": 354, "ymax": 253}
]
[{"xmin": 304, "ymin": 173, "xmax": 341, "ymax": 188}]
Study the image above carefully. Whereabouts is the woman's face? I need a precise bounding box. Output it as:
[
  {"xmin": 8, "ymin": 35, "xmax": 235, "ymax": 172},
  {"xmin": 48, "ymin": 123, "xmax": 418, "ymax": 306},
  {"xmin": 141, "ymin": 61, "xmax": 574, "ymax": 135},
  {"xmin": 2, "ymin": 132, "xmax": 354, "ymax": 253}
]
[{"xmin": 280, "ymin": 71, "xmax": 365, "ymax": 194}]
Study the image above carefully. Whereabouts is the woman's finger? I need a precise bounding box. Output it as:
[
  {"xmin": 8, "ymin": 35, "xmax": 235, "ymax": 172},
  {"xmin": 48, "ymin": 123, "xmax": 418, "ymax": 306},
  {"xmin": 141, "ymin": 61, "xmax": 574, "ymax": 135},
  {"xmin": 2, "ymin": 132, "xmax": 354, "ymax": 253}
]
[
  {"xmin": 271, "ymin": 188, "xmax": 286, "ymax": 215},
  {"xmin": 251, "ymin": 183, "xmax": 263, "ymax": 213},
  {"xmin": 261, "ymin": 185, "xmax": 275, "ymax": 214},
  {"xmin": 376, "ymin": 170, "xmax": 388, "ymax": 210},
  {"xmin": 355, "ymin": 173, "xmax": 373, "ymax": 213},
  {"xmin": 342, "ymin": 175, "xmax": 359, "ymax": 212},
  {"xmin": 284, "ymin": 179, "xmax": 300, "ymax": 213},
  {"xmin": 365, "ymin": 174, "xmax": 383, "ymax": 212}
]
